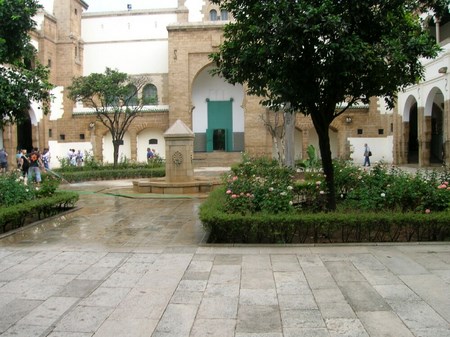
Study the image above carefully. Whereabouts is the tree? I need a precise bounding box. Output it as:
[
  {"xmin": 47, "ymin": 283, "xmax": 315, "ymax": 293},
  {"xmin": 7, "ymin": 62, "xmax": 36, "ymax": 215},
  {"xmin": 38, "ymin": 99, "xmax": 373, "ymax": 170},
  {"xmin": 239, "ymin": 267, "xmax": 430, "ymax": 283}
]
[
  {"xmin": 210, "ymin": 0, "xmax": 448, "ymax": 210},
  {"xmin": 0, "ymin": 0, "xmax": 52, "ymax": 128},
  {"xmin": 68, "ymin": 68, "xmax": 151, "ymax": 166}
]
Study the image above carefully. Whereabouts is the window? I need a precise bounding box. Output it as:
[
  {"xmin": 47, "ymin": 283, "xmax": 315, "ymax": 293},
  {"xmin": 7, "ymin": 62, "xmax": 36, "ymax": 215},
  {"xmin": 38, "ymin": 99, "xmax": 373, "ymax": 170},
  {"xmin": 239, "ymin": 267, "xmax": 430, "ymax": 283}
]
[
  {"xmin": 79, "ymin": 133, "xmax": 85, "ymax": 140},
  {"xmin": 74, "ymin": 8, "xmax": 78, "ymax": 15},
  {"xmin": 143, "ymin": 84, "xmax": 158, "ymax": 105},
  {"xmin": 149, "ymin": 139, "xmax": 158, "ymax": 145},
  {"xmin": 221, "ymin": 9, "xmax": 228, "ymax": 20},
  {"xmin": 47, "ymin": 59, "xmax": 52, "ymax": 68},
  {"xmin": 124, "ymin": 84, "xmax": 139, "ymax": 106},
  {"xmin": 48, "ymin": 129, "xmax": 52, "ymax": 138},
  {"xmin": 60, "ymin": 134, "xmax": 65, "ymax": 140},
  {"xmin": 378, "ymin": 129, "xmax": 384, "ymax": 135},
  {"xmin": 209, "ymin": 9, "xmax": 218, "ymax": 21},
  {"xmin": 357, "ymin": 129, "xmax": 363, "ymax": 135}
]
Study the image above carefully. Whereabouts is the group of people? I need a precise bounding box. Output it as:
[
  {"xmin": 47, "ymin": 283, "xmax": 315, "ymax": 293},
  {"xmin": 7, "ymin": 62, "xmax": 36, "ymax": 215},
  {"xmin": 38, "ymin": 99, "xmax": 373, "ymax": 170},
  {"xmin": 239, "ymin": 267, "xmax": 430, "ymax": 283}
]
[
  {"xmin": 146, "ymin": 148, "xmax": 158, "ymax": 162},
  {"xmin": 0, "ymin": 147, "xmax": 50, "ymax": 185},
  {"xmin": 67, "ymin": 149, "xmax": 84, "ymax": 166},
  {"xmin": 16, "ymin": 148, "xmax": 49, "ymax": 185}
]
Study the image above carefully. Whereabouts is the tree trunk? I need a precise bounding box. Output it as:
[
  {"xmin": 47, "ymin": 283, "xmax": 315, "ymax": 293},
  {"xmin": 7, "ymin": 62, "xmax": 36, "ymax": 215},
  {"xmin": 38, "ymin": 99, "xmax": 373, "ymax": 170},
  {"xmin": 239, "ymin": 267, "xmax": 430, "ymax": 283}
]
[
  {"xmin": 284, "ymin": 111, "xmax": 295, "ymax": 168},
  {"xmin": 311, "ymin": 113, "xmax": 336, "ymax": 211},
  {"xmin": 113, "ymin": 140, "xmax": 120, "ymax": 167}
]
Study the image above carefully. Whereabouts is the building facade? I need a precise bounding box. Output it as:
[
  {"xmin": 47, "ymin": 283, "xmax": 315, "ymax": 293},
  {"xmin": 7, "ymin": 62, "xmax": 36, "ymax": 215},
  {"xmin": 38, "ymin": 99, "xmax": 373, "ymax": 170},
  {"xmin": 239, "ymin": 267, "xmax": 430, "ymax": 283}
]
[{"xmin": 6, "ymin": 0, "xmax": 439, "ymax": 169}]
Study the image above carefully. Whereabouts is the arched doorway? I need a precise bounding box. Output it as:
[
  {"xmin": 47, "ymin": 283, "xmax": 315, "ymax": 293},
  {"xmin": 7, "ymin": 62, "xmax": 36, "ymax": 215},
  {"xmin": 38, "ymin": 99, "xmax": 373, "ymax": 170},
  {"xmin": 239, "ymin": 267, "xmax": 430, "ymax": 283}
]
[
  {"xmin": 191, "ymin": 65, "xmax": 245, "ymax": 153},
  {"xmin": 431, "ymin": 103, "xmax": 444, "ymax": 163},
  {"xmin": 16, "ymin": 114, "xmax": 33, "ymax": 152},
  {"xmin": 407, "ymin": 103, "xmax": 418, "ymax": 164}
]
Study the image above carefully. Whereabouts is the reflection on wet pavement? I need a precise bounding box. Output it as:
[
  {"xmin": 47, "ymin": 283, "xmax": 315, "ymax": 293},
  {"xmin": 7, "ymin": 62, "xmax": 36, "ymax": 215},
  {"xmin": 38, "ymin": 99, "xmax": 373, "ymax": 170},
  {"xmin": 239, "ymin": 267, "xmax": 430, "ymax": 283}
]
[{"xmin": 0, "ymin": 181, "xmax": 207, "ymax": 248}]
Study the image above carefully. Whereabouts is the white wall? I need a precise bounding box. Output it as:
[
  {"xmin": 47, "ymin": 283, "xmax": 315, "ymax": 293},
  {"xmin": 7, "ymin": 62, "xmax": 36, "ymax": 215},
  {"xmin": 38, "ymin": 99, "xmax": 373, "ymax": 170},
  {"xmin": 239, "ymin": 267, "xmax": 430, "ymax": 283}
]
[
  {"xmin": 48, "ymin": 140, "xmax": 93, "ymax": 169},
  {"xmin": 102, "ymin": 132, "xmax": 131, "ymax": 163},
  {"xmin": 82, "ymin": 12, "xmax": 174, "ymax": 75},
  {"xmin": 192, "ymin": 66, "xmax": 245, "ymax": 133},
  {"xmin": 136, "ymin": 129, "xmax": 166, "ymax": 162},
  {"xmin": 348, "ymin": 136, "xmax": 394, "ymax": 165},
  {"xmin": 83, "ymin": 40, "xmax": 168, "ymax": 75}
]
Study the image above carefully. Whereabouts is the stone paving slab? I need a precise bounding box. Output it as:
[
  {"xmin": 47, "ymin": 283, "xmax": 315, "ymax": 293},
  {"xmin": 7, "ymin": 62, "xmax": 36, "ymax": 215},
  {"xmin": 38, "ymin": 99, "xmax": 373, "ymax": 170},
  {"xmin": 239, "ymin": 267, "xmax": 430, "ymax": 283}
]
[{"xmin": 0, "ymin": 181, "xmax": 449, "ymax": 336}]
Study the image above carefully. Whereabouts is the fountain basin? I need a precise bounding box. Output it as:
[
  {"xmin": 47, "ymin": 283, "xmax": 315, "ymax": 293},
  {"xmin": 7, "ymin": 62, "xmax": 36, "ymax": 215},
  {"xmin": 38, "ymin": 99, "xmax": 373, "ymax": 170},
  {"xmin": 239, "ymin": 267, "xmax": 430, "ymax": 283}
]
[{"xmin": 132, "ymin": 177, "xmax": 222, "ymax": 194}]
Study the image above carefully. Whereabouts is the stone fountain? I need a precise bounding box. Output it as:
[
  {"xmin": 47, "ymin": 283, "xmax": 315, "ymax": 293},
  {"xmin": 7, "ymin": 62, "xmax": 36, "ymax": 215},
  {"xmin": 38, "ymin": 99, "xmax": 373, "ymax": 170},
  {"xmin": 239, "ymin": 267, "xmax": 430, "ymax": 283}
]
[{"xmin": 132, "ymin": 119, "xmax": 222, "ymax": 195}]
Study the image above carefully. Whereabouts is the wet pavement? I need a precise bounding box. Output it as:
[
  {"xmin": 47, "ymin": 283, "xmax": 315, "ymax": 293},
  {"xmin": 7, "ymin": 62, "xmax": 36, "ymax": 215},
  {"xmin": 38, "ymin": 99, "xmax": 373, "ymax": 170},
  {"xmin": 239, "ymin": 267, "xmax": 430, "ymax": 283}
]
[{"xmin": 0, "ymin": 179, "xmax": 449, "ymax": 336}]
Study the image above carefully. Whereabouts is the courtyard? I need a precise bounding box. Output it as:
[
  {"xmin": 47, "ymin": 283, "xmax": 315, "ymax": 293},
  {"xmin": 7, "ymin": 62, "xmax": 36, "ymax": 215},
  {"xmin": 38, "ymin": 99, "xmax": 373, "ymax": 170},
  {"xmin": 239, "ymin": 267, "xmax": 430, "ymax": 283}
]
[{"xmin": 0, "ymin": 179, "xmax": 449, "ymax": 336}]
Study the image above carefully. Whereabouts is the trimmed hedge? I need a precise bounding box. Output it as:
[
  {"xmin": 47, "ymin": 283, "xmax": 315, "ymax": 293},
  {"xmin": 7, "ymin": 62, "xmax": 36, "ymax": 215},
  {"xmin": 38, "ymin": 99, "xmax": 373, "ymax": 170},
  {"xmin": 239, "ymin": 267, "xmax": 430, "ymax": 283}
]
[
  {"xmin": 199, "ymin": 188, "xmax": 450, "ymax": 244},
  {"xmin": 55, "ymin": 167, "xmax": 165, "ymax": 183},
  {"xmin": 0, "ymin": 191, "xmax": 79, "ymax": 234}
]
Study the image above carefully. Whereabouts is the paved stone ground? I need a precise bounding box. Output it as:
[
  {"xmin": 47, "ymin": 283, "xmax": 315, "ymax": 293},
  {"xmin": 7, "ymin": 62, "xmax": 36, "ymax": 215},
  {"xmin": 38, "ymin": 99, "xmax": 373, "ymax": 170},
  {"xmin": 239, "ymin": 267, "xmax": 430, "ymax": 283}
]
[{"xmin": 0, "ymin": 179, "xmax": 449, "ymax": 337}]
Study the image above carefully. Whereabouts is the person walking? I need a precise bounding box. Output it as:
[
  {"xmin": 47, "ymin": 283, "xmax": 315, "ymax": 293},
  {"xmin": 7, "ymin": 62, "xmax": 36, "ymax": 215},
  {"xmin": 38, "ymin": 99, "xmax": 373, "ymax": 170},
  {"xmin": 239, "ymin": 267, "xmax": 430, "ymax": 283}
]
[
  {"xmin": 363, "ymin": 143, "xmax": 371, "ymax": 167},
  {"xmin": 19, "ymin": 149, "xmax": 29, "ymax": 179}
]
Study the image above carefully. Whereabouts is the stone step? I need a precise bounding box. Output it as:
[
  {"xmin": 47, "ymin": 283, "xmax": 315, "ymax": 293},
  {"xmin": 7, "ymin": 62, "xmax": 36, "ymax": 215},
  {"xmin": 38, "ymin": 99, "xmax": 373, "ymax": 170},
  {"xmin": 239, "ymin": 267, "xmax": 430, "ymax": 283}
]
[{"xmin": 193, "ymin": 151, "xmax": 242, "ymax": 168}]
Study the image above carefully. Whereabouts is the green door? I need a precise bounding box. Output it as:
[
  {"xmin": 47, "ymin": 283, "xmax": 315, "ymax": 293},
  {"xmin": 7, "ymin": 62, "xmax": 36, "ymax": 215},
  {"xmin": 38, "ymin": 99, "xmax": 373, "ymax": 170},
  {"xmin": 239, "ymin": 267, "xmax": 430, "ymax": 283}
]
[{"xmin": 207, "ymin": 100, "xmax": 233, "ymax": 152}]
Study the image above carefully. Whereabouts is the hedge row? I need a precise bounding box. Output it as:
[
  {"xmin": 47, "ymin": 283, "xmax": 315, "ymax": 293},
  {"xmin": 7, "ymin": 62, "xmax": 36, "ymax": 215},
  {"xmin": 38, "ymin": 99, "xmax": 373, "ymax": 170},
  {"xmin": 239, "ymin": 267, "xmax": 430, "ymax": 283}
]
[
  {"xmin": 0, "ymin": 191, "xmax": 79, "ymax": 234},
  {"xmin": 55, "ymin": 167, "xmax": 165, "ymax": 183},
  {"xmin": 199, "ymin": 188, "xmax": 450, "ymax": 244}
]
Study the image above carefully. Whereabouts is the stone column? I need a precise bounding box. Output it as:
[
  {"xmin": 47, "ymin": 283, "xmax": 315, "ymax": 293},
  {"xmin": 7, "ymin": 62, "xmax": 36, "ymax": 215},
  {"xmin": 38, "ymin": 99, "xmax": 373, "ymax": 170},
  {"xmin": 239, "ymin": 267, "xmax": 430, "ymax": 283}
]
[{"xmin": 164, "ymin": 119, "xmax": 195, "ymax": 182}]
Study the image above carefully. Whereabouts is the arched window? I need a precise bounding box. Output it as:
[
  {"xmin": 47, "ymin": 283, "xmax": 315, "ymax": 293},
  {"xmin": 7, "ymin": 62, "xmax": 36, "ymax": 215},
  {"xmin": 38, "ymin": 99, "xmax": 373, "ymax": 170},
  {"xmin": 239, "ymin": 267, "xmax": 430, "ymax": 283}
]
[
  {"xmin": 143, "ymin": 84, "xmax": 158, "ymax": 105},
  {"xmin": 209, "ymin": 9, "xmax": 218, "ymax": 21},
  {"xmin": 220, "ymin": 9, "xmax": 228, "ymax": 21},
  {"xmin": 124, "ymin": 84, "xmax": 138, "ymax": 106}
]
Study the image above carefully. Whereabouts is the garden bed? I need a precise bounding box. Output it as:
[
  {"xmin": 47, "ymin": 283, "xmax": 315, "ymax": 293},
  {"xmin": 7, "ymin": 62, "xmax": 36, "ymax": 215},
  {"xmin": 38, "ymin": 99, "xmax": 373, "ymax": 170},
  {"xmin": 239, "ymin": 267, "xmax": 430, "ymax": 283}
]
[
  {"xmin": 0, "ymin": 191, "xmax": 79, "ymax": 234},
  {"xmin": 200, "ymin": 189, "xmax": 450, "ymax": 243},
  {"xmin": 199, "ymin": 156, "xmax": 450, "ymax": 244}
]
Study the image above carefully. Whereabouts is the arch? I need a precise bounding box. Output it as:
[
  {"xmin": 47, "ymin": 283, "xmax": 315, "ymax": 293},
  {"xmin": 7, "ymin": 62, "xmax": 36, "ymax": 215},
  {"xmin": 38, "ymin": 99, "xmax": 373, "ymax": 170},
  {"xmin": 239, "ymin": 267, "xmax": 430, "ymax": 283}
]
[
  {"xmin": 209, "ymin": 9, "xmax": 218, "ymax": 21},
  {"xmin": 124, "ymin": 84, "xmax": 138, "ymax": 106},
  {"xmin": 425, "ymin": 87, "xmax": 445, "ymax": 163},
  {"xmin": 307, "ymin": 127, "xmax": 338, "ymax": 159},
  {"xmin": 220, "ymin": 9, "xmax": 228, "ymax": 20},
  {"xmin": 102, "ymin": 131, "xmax": 131, "ymax": 164},
  {"xmin": 136, "ymin": 128, "xmax": 165, "ymax": 162},
  {"xmin": 191, "ymin": 65, "xmax": 245, "ymax": 152},
  {"xmin": 143, "ymin": 83, "xmax": 158, "ymax": 105},
  {"xmin": 402, "ymin": 94, "xmax": 418, "ymax": 122},
  {"xmin": 425, "ymin": 86, "xmax": 445, "ymax": 117}
]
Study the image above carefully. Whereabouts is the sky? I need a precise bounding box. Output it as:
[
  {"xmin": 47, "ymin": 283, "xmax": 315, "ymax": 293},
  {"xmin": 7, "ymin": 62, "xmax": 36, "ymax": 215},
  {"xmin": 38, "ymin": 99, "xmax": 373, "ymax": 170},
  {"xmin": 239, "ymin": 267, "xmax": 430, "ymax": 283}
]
[
  {"xmin": 84, "ymin": 0, "xmax": 201, "ymax": 12},
  {"xmin": 39, "ymin": 0, "xmax": 203, "ymax": 15}
]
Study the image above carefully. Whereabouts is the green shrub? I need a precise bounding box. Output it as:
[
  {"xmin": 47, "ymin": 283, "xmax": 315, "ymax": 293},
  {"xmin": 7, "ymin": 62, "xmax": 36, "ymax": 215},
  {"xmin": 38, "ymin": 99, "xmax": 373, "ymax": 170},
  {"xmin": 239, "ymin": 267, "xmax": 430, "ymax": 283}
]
[
  {"xmin": 223, "ymin": 154, "xmax": 295, "ymax": 214},
  {"xmin": 200, "ymin": 156, "xmax": 450, "ymax": 243},
  {"xmin": 0, "ymin": 171, "xmax": 35, "ymax": 207},
  {"xmin": 0, "ymin": 191, "xmax": 79, "ymax": 233}
]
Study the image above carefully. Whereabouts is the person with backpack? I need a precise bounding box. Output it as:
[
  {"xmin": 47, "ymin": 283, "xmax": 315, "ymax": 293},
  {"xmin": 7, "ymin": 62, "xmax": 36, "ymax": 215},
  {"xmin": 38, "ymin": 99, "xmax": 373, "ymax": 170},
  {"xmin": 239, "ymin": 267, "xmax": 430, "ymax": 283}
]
[{"xmin": 19, "ymin": 149, "xmax": 30, "ymax": 179}]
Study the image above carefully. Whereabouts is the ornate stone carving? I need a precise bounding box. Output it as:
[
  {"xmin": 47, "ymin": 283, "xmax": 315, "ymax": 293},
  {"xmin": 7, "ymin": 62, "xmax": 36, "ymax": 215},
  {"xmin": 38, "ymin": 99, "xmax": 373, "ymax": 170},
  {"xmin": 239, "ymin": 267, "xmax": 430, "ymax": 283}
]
[{"xmin": 172, "ymin": 151, "xmax": 183, "ymax": 166}]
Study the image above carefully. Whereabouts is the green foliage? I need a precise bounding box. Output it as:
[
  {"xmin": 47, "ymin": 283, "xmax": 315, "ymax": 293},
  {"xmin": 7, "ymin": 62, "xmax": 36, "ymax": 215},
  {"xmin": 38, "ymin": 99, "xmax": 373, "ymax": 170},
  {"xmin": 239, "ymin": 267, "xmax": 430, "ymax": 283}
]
[
  {"xmin": 67, "ymin": 68, "xmax": 152, "ymax": 166},
  {"xmin": 54, "ymin": 167, "xmax": 165, "ymax": 183},
  {"xmin": 0, "ymin": 171, "xmax": 34, "ymax": 206},
  {"xmin": 0, "ymin": 191, "xmax": 79, "ymax": 233},
  {"xmin": 0, "ymin": 0, "xmax": 53, "ymax": 127},
  {"xmin": 339, "ymin": 162, "xmax": 450, "ymax": 213},
  {"xmin": 210, "ymin": 0, "xmax": 446, "ymax": 210},
  {"xmin": 200, "ymin": 188, "xmax": 450, "ymax": 244},
  {"xmin": 0, "ymin": 171, "xmax": 62, "ymax": 207},
  {"xmin": 297, "ymin": 145, "xmax": 320, "ymax": 171},
  {"xmin": 201, "ymin": 157, "xmax": 450, "ymax": 243},
  {"xmin": 223, "ymin": 154, "xmax": 295, "ymax": 214}
]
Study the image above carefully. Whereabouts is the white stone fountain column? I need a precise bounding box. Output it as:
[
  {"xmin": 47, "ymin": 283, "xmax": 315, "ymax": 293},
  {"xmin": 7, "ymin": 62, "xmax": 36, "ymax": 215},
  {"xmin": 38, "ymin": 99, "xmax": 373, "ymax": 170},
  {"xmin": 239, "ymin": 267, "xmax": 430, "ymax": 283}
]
[{"xmin": 163, "ymin": 119, "xmax": 195, "ymax": 183}]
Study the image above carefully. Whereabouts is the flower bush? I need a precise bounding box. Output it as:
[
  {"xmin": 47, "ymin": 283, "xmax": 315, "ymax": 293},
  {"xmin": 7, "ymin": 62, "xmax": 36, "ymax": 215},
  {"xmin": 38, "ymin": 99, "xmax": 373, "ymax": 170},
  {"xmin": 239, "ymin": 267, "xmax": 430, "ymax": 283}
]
[
  {"xmin": 0, "ymin": 170, "xmax": 61, "ymax": 207},
  {"xmin": 339, "ymin": 162, "xmax": 450, "ymax": 213},
  {"xmin": 223, "ymin": 154, "xmax": 295, "ymax": 214},
  {"xmin": 221, "ymin": 155, "xmax": 450, "ymax": 215}
]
